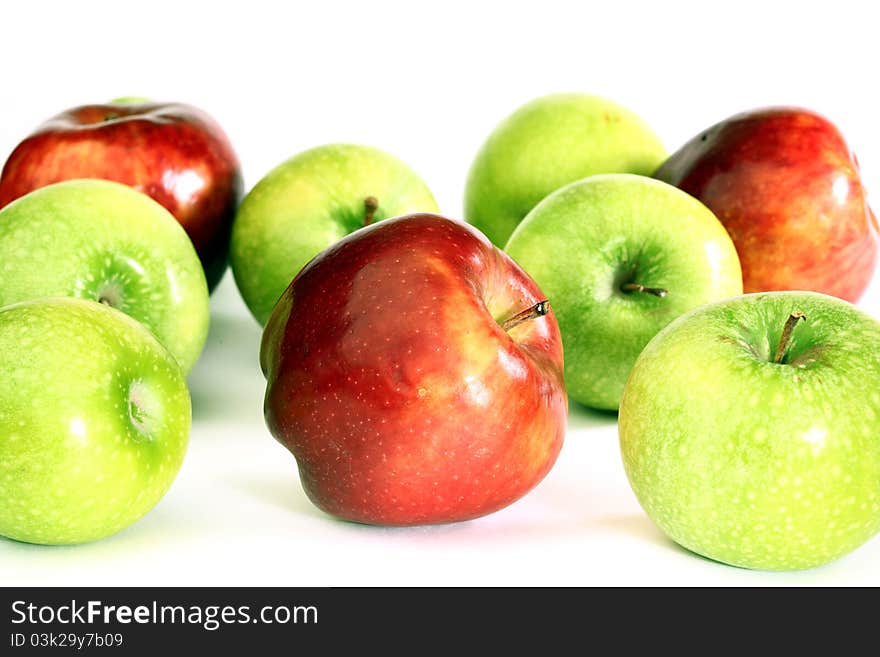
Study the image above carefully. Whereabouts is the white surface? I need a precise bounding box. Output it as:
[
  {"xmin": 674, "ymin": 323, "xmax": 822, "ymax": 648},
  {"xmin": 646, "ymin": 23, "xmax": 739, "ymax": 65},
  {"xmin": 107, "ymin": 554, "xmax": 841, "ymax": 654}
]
[{"xmin": 1, "ymin": 0, "xmax": 879, "ymax": 586}]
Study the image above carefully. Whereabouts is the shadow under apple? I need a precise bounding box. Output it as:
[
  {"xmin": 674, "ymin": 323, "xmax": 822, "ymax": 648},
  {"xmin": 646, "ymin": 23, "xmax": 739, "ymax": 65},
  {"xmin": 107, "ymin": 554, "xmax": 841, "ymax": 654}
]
[
  {"xmin": 226, "ymin": 472, "xmax": 493, "ymax": 537},
  {"xmin": 224, "ymin": 473, "xmax": 328, "ymax": 521},
  {"xmin": 591, "ymin": 513, "xmax": 683, "ymax": 553},
  {"xmin": 0, "ymin": 495, "xmax": 214, "ymax": 557}
]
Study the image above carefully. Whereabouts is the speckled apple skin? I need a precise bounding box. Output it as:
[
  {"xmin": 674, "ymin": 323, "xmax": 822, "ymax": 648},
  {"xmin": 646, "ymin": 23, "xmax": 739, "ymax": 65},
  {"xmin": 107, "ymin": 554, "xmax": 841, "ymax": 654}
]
[
  {"xmin": 619, "ymin": 292, "xmax": 880, "ymax": 570},
  {"xmin": 655, "ymin": 107, "xmax": 879, "ymax": 302},
  {"xmin": 260, "ymin": 214, "xmax": 567, "ymax": 525},
  {"xmin": 231, "ymin": 144, "xmax": 438, "ymax": 325},
  {"xmin": 465, "ymin": 93, "xmax": 667, "ymax": 247},
  {"xmin": 0, "ymin": 101, "xmax": 243, "ymax": 291},
  {"xmin": 0, "ymin": 179, "xmax": 209, "ymax": 373},
  {"xmin": 0, "ymin": 298, "xmax": 191, "ymax": 545},
  {"xmin": 506, "ymin": 174, "xmax": 743, "ymax": 410}
]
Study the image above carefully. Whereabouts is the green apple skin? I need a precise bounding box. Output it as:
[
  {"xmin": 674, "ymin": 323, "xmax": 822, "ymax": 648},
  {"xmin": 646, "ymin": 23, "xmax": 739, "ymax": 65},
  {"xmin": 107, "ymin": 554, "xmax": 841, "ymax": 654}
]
[
  {"xmin": 230, "ymin": 144, "xmax": 439, "ymax": 325},
  {"xmin": 465, "ymin": 93, "xmax": 667, "ymax": 247},
  {"xmin": 505, "ymin": 174, "xmax": 742, "ymax": 410},
  {"xmin": 0, "ymin": 298, "xmax": 191, "ymax": 545},
  {"xmin": 619, "ymin": 292, "xmax": 880, "ymax": 571},
  {"xmin": 0, "ymin": 180, "xmax": 209, "ymax": 373}
]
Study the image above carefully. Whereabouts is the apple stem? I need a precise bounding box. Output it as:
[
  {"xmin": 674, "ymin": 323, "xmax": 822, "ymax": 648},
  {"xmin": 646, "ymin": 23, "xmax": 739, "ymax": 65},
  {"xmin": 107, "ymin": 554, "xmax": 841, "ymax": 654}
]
[
  {"xmin": 364, "ymin": 196, "xmax": 379, "ymax": 226},
  {"xmin": 621, "ymin": 282, "xmax": 668, "ymax": 298},
  {"xmin": 500, "ymin": 300, "xmax": 550, "ymax": 332},
  {"xmin": 774, "ymin": 311, "xmax": 806, "ymax": 364}
]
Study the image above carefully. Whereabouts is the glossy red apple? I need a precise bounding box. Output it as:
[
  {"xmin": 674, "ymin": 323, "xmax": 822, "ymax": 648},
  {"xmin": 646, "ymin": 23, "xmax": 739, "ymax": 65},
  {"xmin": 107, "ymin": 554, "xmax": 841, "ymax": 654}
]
[
  {"xmin": 0, "ymin": 100, "xmax": 243, "ymax": 290},
  {"xmin": 260, "ymin": 214, "xmax": 567, "ymax": 525},
  {"xmin": 655, "ymin": 107, "xmax": 879, "ymax": 302}
]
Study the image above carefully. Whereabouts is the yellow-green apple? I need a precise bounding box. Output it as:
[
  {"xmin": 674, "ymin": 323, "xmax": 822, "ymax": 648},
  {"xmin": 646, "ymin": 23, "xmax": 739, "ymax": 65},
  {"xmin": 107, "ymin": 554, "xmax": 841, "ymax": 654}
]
[
  {"xmin": 505, "ymin": 174, "xmax": 742, "ymax": 410},
  {"xmin": 230, "ymin": 143, "xmax": 438, "ymax": 325},
  {"xmin": 260, "ymin": 214, "xmax": 567, "ymax": 525},
  {"xmin": 0, "ymin": 179, "xmax": 209, "ymax": 373},
  {"xmin": 619, "ymin": 292, "xmax": 880, "ymax": 570},
  {"xmin": 655, "ymin": 107, "xmax": 878, "ymax": 302},
  {"xmin": 0, "ymin": 99, "xmax": 243, "ymax": 291},
  {"xmin": 0, "ymin": 297, "xmax": 191, "ymax": 545},
  {"xmin": 465, "ymin": 93, "xmax": 667, "ymax": 246}
]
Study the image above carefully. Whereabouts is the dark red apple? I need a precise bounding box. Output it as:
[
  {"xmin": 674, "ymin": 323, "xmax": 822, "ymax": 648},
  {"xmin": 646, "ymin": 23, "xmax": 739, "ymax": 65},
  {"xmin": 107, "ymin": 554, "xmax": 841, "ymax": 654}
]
[
  {"xmin": 0, "ymin": 101, "xmax": 243, "ymax": 290},
  {"xmin": 260, "ymin": 213, "xmax": 567, "ymax": 526},
  {"xmin": 655, "ymin": 107, "xmax": 878, "ymax": 302}
]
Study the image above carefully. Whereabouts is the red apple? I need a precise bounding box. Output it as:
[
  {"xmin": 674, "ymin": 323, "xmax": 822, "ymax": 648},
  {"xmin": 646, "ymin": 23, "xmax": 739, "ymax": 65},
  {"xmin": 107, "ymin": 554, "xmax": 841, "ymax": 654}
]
[
  {"xmin": 655, "ymin": 107, "xmax": 879, "ymax": 302},
  {"xmin": 0, "ymin": 100, "xmax": 243, "ymax": 291},
  {"xmin": 260, "ymin": 214, "xmax": 567, "ymax": 525}
]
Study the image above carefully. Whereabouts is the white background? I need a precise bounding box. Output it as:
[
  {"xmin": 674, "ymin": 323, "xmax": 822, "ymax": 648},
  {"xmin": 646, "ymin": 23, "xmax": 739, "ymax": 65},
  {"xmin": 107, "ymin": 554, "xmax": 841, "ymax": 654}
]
[{"xmin": 1, "ymin": 0, "xmax": 879, "ymax": 586}]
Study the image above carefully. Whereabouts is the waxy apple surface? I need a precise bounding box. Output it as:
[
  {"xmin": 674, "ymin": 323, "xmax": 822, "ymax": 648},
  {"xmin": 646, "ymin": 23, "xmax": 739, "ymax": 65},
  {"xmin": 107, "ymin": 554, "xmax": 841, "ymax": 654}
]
[
  {"xmin": 0, "ymin": 298, "xmax": 191, "ymax": 545},
  {"xmin": 231, "ymin": 143, "xmax": 438, "ymax": 325},
  {"xmin": 465, "ymin": 93, "xmax": 667, "ymax": 247},
  {"xmin": 0, "ymin": 100, "xmax": 243, "ymax": 290},
  {"xmin": 655, "ymin": 107, "xmax": 878, "ymax": 302},
  {"xmin": 0, "ymin": 180, "xmax": 209, "ymax": 373},
  {"xmin": 506, "ymin": 174, "xmax": 742, "ymax": 410},
  {"xmin": 261, "ymin": 214, "xmax": 567, "ymax": 525},
  {"xmin": 620, "ymin": 292, "xmax": 880, "ymax": 570}
]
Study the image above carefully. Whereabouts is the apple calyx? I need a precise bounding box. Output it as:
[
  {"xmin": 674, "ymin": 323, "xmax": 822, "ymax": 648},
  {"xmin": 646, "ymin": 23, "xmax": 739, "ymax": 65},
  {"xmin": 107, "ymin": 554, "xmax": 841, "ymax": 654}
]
[
  {"xmin": 127, "ymin": 381, "xmax": 158, "ymax": 439},
  {"xmin": 621, "ymin": 282, "xmax": 668, "ymax": 298},
  {"xmin": 96, "ymin": 283, "xmax": 124, "ymax": 308},
  {"xmin": 500, "ymin": 300, "xmax": 550, "ymax": 332},
  {"xmin": 364, "ymin": 196, "xmax": 379, "ymax": 226},
  {"xmin": 773, "ymin": 311, "xmax": 806, "ymax": 364}
]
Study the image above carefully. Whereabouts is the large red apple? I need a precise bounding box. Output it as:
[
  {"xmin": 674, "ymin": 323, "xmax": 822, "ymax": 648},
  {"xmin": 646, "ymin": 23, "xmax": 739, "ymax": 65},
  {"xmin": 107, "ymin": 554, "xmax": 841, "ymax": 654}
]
[
  {"xmin": 260, "ymin": 214, "xmax": 567, "ymax": 525},
  {"xmin": 655, "ymin": 107, "xmax": 878, "ymax": 302},
  {"xmin": 0, "ymin": 100, "xmax": 243, "ymax": 291}
]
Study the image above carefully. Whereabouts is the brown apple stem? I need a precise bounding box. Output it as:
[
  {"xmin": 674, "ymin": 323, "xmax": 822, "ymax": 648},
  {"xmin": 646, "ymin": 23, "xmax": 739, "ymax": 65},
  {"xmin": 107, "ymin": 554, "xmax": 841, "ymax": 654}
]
[
  {"xmin": 774, "ymin": 311, "xmax": 806, "ymax": 364},
  {"xmin": 364, "ymin": 196, "xmax": 379, "ymax": 226},
  {"xmin": 500, "ymin": 300, "xmax": 550, "ymax": 332},
  {"xmin": 621, "ymin": 282, "xmax": 668, "ymax": 298}
]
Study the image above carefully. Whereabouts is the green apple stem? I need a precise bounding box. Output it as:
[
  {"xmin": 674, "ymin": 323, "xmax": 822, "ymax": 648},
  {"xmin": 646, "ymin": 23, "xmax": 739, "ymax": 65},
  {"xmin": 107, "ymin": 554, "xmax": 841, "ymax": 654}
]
[
  {"xmin": 364, "ymin": 196, "xmax": 379, "ymax": 226},
  {"xmin": 774, "ymin": 311, "xmax": 806, "ymax": 364},
  {"xmin": 500, "ymin": 300, "xmax": 550, "ymax": 332},
  {"xmin": 621, "ymin": 282, "xmax": 668, "ymax": 298}
]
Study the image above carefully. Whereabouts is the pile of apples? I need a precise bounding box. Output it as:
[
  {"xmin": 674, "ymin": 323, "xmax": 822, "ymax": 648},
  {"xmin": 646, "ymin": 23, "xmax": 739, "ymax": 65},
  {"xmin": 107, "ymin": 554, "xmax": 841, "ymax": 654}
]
[{"xmin": 0, "ymin": 94, "xmax": 878, "ymax": 572}]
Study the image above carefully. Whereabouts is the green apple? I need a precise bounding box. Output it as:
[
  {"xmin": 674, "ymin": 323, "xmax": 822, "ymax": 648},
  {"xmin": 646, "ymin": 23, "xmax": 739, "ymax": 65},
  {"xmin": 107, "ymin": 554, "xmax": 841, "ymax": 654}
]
[
  {"xmin": 0, "ymin": 297, "xmax": 191, "ymax": 545},
  {"xmin": 619, "ymin": 292, "xmax": 880, "ymax": 570},
  {"xmin": 230, "ymin": 143, "xmax": 439, "ymax": 324},
  {"xmin": 0, "ymin": 179, "xmax": 209, "ymax": 373},
  {"xmin": 505, "ymin": 174, "xmax": 742, "ymax": 410},
  {"xmin": 465, "ymin": 93, "xmax": 667, "ymax": 246}
]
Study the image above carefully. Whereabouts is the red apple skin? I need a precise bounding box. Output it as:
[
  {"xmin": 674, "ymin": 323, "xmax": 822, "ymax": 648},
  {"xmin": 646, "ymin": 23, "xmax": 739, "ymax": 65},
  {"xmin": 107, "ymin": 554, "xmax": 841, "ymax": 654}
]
[
  {"xmin": 655, "ymin": 107, "xmax": 878, "ymax": 302},
  {"xmin": 0, "ymin": 102, "xmax": 243, "ymax": 291},
  {"xmin": 260, "ymin": 214, "xmax": 567, "ymax": 526}
]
